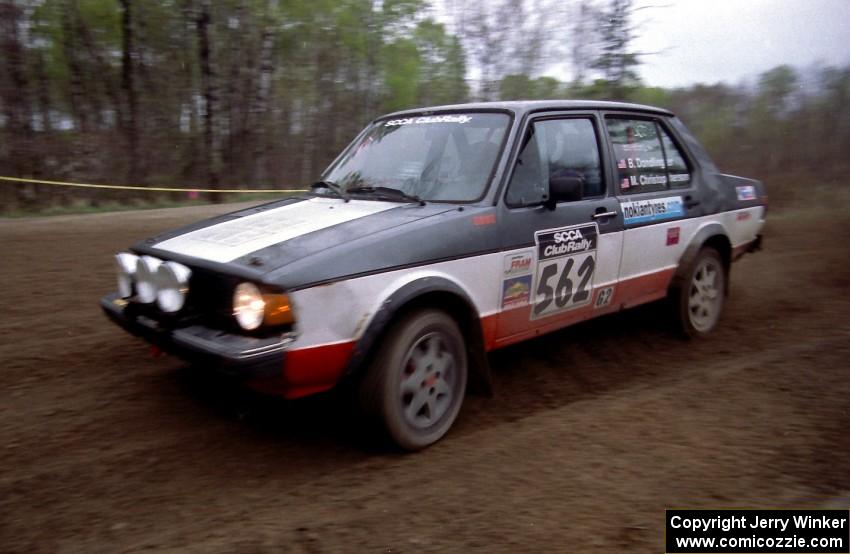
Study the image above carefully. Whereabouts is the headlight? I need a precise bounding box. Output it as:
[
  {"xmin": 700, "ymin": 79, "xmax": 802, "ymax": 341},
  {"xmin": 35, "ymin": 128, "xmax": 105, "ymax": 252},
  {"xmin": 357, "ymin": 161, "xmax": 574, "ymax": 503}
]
[
  {"xmin": 156, "ymin": 261, "xmax": 192, "ymax": 313},
  {"xmin": 115, "ymin": 252, "xmax": 138, "ymax": 298},
  {"xmin": 135, "ymin": 256, "xmax": 162, "ymax": 304},
  {"xmin": 233, "ymin": 283, "xmax": 294, "ymax": 330},
  {"xmin": 233, "ymin": 282, "xmax": 265, "ymax": 330}
]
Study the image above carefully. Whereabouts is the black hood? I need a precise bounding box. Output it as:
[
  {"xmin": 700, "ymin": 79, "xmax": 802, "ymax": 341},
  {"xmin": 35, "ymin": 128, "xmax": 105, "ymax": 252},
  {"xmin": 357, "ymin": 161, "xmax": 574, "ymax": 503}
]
[{"xmin": 136, "ymin": 196, "xmax": 500, "ymax": 290}]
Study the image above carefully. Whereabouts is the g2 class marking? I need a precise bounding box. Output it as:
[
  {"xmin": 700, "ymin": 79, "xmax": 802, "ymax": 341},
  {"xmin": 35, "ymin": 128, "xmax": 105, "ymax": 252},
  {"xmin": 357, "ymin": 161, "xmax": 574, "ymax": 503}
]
[
  {"xmin": 594, "ymin": 286, "xmax": 614, "ymax": 308},
  {"xmin": 531, "ymin": 223, "xmax": 598, "ymax": 320}
]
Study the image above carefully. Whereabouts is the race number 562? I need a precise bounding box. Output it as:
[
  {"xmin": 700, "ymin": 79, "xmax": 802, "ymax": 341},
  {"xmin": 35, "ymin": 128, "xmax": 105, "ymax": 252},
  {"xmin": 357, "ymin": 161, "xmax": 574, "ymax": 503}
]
[{"xmin": 532, "ymin": 252, "xmax": 596, "ymax": 318}]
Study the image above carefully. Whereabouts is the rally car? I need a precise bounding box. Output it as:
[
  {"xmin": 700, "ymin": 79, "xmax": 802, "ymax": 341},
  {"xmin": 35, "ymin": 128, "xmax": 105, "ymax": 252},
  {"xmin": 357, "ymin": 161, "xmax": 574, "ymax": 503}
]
[{"xmin": 101, "ymin": 100, "xmax": 765, "ymax": 450}]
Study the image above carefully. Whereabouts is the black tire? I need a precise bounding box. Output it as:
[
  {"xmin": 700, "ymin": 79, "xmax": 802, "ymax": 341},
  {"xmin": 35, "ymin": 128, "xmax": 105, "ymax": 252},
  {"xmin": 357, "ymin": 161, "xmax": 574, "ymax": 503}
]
[
  {"xmin": 360, "ymin": 309, "xmax": 468, "ymax": 451},
  {"xmin": 671, "ymin": 247, "xmax": 727, "ymax": 338}
]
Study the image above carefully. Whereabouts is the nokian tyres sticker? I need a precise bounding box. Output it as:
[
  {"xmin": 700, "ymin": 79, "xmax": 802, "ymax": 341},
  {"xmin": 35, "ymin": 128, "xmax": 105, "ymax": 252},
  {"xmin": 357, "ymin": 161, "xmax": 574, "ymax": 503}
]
[
  {"xmin": 620, "ymin": 196, "xmax": 684, "ymax": 225},
  {"xmin": 531, "ymin": 223, "xmax": 598, "ymax": 320}
]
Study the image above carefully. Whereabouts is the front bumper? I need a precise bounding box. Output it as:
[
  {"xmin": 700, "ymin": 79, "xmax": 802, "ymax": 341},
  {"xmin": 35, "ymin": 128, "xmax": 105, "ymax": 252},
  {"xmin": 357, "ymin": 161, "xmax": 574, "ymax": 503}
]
[{"xmin": 100, "ymin": 293, "xmax": 292, "ymax": 380}]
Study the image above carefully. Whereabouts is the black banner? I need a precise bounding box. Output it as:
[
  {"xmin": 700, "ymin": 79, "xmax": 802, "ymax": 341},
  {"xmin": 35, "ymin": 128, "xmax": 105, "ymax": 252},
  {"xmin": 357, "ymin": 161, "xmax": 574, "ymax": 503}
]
[
  {"xmin": 535, "ymin": 223, "xmax": 597, "ymax": 262},
  {"xmin": 666, "ymin": 510, "xmax": 849, "ymax": 553}
]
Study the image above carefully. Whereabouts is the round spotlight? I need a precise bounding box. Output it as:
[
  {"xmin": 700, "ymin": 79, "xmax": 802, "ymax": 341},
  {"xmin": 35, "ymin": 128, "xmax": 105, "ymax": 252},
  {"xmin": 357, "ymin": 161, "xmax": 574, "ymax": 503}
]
[
  {"xmin": 115, "ymin": 252, "xmax": 138, "ymax": 298},
  {"xmin": 156, "ymin": 262, "xmax": 192, "ymax": 313},
  {"xmin": 233, "ymin": 282, "xmax": 265, "ymax": 331},
  {"xmin": 135, "ymin": 256, "xmax": 162, "ymax": 304}
]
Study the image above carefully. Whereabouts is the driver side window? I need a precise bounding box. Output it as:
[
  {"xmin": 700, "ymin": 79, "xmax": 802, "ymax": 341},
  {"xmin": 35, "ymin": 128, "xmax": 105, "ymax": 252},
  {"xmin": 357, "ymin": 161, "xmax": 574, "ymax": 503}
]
[{"xmin": 506, "ymin": 117, "xmax": 604, "ymax": 207}]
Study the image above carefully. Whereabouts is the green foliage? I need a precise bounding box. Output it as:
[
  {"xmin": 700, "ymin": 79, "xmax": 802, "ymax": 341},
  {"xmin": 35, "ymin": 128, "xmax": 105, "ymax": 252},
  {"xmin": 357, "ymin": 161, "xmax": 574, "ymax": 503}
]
[
  {"xmin": 382, "ymin": 38, "xmax": 422, "ymax": 112},
  {"xmin": 498, "ymin": 75, "xmax": 566, "ymax": 101},
  {"xmin": 412, "ymin": 20, "xmax": 468, "ymax": 106},
  {"xmin": 626, "ymin": 86, "xmax": 672, "ymax": 108},
  {"xmin": 589, "ymin": 0, "xmax": 641, "ymax": 98}
]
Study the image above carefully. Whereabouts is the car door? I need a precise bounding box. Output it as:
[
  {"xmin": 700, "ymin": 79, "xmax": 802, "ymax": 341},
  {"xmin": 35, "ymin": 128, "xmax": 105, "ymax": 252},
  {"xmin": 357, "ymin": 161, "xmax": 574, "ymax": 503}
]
[
  {"xmin": 494, "ymin": 113, "xmax": 624, "ymax": 346},
  {"xmin": 601, "ymin": 113, "xmax": 698, "ymax": 309}
]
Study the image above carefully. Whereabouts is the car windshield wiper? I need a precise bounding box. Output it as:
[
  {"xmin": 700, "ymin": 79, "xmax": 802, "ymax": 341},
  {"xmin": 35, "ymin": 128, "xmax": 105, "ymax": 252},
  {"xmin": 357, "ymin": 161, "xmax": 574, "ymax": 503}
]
[
  {"xmin": 310, "ymin": 180, "xmax": 350, "ymax": 202},
  {"xmin": 347, "ymin": 186, "xmax": 426, "ymax": 206}
]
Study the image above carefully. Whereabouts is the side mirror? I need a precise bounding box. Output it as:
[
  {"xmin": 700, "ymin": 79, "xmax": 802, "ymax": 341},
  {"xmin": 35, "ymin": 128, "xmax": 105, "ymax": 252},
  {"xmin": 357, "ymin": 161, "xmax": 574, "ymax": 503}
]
[{"xmin": 545, "ymin": 174, "xmax": 584, "ymax": 209}]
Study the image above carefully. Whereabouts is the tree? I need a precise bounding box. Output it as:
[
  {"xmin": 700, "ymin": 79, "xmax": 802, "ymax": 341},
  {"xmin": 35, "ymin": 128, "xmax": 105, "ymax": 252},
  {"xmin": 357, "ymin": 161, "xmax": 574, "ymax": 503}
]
[
  {"xmin": 0, "ymin": 0, "xmax": 35, "ymax": 207},
  {"xmin": 119, "ymin": 0, "xmax": 138, "ymax": 180},
  {"xmin": 195, "ymin": 0, "xmax": 220, "ymax": 199},
  {"xmin": 590, "ymin": 0, "xmax": 641, "ymax": 99},
  {"xmin": 1, "ymin": 0, "xmax": 848, "ymax": 213}
]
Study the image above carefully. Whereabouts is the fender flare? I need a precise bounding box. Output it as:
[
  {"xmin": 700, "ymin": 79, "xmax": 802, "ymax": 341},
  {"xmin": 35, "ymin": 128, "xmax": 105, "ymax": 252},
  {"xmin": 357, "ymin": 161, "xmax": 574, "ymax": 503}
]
[
  {"xmin": 673, "ymin": 222, "xmax": 731, "ymax": 289},
  {"xmin": 343, "ymin": 276, "xmax": 493, "ymax": 396}
]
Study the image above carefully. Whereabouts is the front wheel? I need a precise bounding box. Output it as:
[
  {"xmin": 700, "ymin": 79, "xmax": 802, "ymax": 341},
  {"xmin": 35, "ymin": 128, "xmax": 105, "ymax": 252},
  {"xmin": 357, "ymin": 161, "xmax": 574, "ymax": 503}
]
[
  {"xmin": 671, "ymin": 247, "xmax": 726, "ymax": 338},
  {"xmin": 361, "ymin": 309, "xmax": 468, "ymax": 451}
]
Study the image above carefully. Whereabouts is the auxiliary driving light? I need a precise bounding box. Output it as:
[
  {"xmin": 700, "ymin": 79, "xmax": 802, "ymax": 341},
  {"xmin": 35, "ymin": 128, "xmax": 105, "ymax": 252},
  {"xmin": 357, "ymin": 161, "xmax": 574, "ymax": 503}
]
[
  {"xmin": 135, "ymin": 256, "xmax": 162, "ymax": 304},
  {"xmin": 115, "ymin": 252, "xmax": 138, "ymax": 298},
  {"xmin": 156, "ymin": 261, "xmax": 192, "ymax": 313}
]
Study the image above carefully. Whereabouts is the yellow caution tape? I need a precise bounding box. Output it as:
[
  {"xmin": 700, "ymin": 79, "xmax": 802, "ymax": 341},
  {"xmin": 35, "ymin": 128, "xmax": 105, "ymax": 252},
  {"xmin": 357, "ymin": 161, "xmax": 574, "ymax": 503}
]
[{"xmin": 0, "ymin": 175, "xmax": 307, "ymax": 193}]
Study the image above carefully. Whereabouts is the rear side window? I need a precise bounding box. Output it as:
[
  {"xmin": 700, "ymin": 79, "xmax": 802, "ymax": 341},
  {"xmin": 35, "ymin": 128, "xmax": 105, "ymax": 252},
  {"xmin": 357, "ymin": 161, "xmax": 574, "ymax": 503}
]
[
  {"xmin": 606, "ymin": 117, "xmax": 691, "ymax": 194},
  {"xmin": 659, "ymin": 129, "xmax": 691, "ymax": 187}
]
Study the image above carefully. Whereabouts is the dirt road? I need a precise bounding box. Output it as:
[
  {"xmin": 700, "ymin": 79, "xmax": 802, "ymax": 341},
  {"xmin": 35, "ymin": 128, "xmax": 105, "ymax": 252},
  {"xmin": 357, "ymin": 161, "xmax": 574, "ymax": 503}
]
[{"xmin": 1, "ymin": 199, "xmax": 849, "ymax": 552}]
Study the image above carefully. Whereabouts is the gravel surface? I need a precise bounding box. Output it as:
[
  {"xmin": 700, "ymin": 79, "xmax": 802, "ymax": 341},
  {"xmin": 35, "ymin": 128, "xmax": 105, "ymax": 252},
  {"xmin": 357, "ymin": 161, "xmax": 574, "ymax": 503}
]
[{"xmin": 1, "ymin": 200, "xmax": 848, "ymax": 552}]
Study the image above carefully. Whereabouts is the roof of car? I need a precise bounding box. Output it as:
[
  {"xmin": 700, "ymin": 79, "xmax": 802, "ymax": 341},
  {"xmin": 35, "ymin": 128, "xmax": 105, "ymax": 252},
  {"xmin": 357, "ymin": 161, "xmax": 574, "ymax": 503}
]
[{"xmin": 382, "ymin": 100, "xmax": 674, "ymax": 119}]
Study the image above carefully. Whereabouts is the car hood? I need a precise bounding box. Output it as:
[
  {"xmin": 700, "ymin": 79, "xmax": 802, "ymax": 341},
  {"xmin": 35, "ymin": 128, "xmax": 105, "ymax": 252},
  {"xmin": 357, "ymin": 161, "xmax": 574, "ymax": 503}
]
[{"xmin": 139, "ymin": 196, "xmax": 498, "ymax": 290}]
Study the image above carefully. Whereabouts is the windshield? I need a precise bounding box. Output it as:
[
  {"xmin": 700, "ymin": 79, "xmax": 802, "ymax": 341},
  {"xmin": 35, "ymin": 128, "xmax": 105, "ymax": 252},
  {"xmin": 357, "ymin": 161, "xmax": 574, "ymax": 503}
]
[{"xmin": 322, "ymin": 112, "xmax": 510, "ymax": 202}]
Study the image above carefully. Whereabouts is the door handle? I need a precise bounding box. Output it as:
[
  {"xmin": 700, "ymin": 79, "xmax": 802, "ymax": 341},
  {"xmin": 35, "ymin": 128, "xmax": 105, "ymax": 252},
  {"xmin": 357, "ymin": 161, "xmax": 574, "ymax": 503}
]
[
  {"xmin": 592, "ymin": 210, "xmax": 618, "ymax": 220},
  {"xmin": 684, "ymin": 195, "xmax": 700, "ymax": 209}
]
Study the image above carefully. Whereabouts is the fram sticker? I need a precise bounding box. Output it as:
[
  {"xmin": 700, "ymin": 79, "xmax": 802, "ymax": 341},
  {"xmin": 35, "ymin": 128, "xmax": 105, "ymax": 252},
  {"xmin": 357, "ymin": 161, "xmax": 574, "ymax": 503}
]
[
  {"xmin": 501, "ymin": 275, "xmax": 532, "ymax": 309},
  {"xmin": 504, "ymin": 251, "xmax": 533, "ymax": 277},
  {"xmin": 736, "ymin": 212, "xmax": 752, "ymax": 221},
  {"xmin": 736, "ymin": 185, "xmax": 756, "ymax": 201},
  {"xmin": 620, "ymin": 196, "xmax": 684, "ymax": 225},
  {"xmin": 667, "ymin": 226, "xmax": 680, "ymax": 246}
]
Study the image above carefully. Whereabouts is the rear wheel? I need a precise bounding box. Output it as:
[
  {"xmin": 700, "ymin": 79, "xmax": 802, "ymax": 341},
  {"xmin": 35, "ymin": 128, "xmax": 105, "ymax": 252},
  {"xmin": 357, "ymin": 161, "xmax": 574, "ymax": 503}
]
[
  {"xmin": 361, "ymin": 309, "xmax": 467, "ymax": 450},
  {"xmin": 672, "ymin": 247, "xmax": 726, "ymax": 338}
]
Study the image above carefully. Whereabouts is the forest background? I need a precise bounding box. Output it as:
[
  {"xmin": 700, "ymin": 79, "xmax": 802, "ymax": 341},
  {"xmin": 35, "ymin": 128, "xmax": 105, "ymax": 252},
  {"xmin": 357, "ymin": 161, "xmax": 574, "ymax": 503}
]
[{"xmin": 1, "ymin": 0, "xmax": 847, "ymax": 213}]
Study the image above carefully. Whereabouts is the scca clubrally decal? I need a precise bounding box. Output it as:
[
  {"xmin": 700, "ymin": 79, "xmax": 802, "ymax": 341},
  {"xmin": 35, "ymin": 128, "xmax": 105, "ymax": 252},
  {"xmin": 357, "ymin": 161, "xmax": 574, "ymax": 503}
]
[{"xmin": 531, "ymin": 223, "xmax": 598, "ymax": 320}]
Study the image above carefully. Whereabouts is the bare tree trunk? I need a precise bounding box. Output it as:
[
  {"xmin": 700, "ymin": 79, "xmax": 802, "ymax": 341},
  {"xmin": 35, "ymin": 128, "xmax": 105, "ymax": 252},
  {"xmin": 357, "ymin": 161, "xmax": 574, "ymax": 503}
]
[
  {"xmin": 120, "ymin": 0, "xmax": 139, "ymax": 183},
  {"xmin": 250, "ymin": 19, "xmax": 275, "ymax": 186},
  {"xmin": 0, "ymin": 0, "xmax": 35, "ymax": 207},
  {"xmin": 33, "ymin": 51, "xmax": 52, "ymax": 134},
  {"xmin": 75, "ymin": 9, "xmax": 122, "ymax": 130},
  {"xmin": 60, "ymin": 4, "xmax": 89, "ymax": 134},
  {"xmin": 196, "ymin": 0, "xmax": 220, "ymax": 201}
]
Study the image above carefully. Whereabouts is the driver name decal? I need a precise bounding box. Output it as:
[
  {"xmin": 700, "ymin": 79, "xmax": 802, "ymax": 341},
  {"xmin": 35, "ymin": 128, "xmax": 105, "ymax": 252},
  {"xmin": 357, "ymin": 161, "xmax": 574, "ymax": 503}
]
[{"xmin": 531, "ymin": 223, "xmax": 599, "ymax": 320}]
